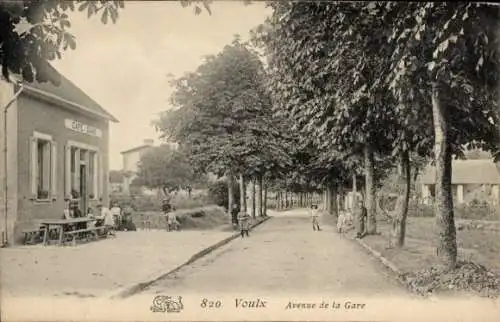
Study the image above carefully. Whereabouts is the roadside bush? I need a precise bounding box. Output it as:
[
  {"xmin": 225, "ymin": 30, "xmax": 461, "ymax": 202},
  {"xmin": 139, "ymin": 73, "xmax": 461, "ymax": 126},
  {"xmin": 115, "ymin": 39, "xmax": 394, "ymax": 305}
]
[
  {"xmin": 407, "ymin": 199, "xmax": 500, "ymax": 220},
  {"xmin": 130, "ymin": 206, "xmax": 229, "ymax": 230},
  {"xmin": 408, "ymin": 202, "xmax": 435, "ymax": 217},
  {"xmin": 207, "ymin": 180, "xmax": 240, "ymax": 211},
  {"xmin": 109, "ymin": 191, "xmax": 213, "ymax": 212},
  {"xmin": 170, "ymin": 191, "xmax": 211, "ymax": 209},
  {"xmin": 132, "ymin": 195, "xmax": 162, "ymax": 211},
  {"xmin": 455, "ymin": 202, "xmax": 500, "ymax": 220}
]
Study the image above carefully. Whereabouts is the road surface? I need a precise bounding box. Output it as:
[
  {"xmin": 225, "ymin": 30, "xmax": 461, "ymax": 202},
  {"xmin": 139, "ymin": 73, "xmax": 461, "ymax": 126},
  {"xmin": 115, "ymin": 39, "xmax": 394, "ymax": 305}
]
[{"xmin": 140, "ymin": 209, "xmax": 410, "ymax": 297}]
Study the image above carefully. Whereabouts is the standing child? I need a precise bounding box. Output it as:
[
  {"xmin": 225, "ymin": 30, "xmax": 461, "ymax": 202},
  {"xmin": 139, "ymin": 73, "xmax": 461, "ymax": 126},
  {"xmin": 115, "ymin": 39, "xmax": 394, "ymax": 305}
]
[
  {"xmin": 238, "ymin": 211, "xmax": 251, "ymax": 238},
  {"xmin": 310, "ymin": 204, "xmax": 321, "ymax": 231},
  {"xmin": 97, "ymin": 204, "xmax": 116, "ymax": 237},
  {"xmin": 337, "ymin": 210, "xmax": 346, "ymax": 234},
  {"xmin": 110, "ymin": 203, "xmax": 122, "ymax": 228},
  {"xmin": 167, "ymin": 212, "xmax": 179, "ymax": 231}
]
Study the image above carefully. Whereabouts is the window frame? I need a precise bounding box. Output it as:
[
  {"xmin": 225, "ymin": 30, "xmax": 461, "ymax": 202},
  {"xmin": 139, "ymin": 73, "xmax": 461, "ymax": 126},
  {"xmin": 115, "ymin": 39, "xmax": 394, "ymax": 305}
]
[
  {"xmin": 66, "ymin": 140, "xmax": 100, "ymax": 201},
  {"xmin": 31, "ymin": 131, "xmax": 56, "ymax": 202}
]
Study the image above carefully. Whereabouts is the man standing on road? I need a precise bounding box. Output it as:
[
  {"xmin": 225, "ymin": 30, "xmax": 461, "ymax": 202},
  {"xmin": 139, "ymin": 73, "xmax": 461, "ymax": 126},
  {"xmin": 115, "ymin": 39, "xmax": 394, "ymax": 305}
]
[
  {"xmin": 231, "ymin": 204, "xmax": 239, "ymax": 227},
  {"xmin": 311, "ymin": 204, "xmax": 321, "ymax": 231},
  {"xmin": 355, "ymin": 199, "xmax": 367, "ymax": 238}
]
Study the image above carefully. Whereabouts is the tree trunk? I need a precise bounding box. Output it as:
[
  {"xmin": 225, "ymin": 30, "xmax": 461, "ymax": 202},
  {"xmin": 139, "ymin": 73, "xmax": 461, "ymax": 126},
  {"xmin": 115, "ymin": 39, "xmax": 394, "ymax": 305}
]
[
  {"xmin": 299, "ymin": 192, "xmax": 303, "ymax": 207},
  {"xmin": 322, "ymin": 189, "xmax": 327, "ymax": 211},
  {"xmin": 352, "ymin": 174, "xmax": 357, "ymax": 211},
  {"xmin": 330, "ymin": 182, "xmax": 338, "ymax": 216},
  {"xmin": 239, "ymin": 174, "xmax": 247, "ymax": 213},
  {"xmin": 432, "ymin": 84, "xmax": 457, "ymax": 270},
  {"xmin": 258, "ymin": 175, "xmax": 263, "ymax": 216},
  {"xmin": 391, "ymin": 148, "xmax": 411, "ymax": 247},
  {"xmin": 326, "ymin": 186, "xmax": 332, "ymax": 214},
  {"xmin": 251, "ymin": 178, "xmax": 256, "ymax": 218},
  {"xmin": 364, "ymin": 143, "xmax": 377, "ymax": 234},
  {"xmin": 227, "ymin": 173, "xmax": 234, "ymax": 215},
  {"xmin": 285, "ymin": 191, "xmax": 289, "ymax": 209},
  {"xmin": 337, "ymin": 184, "xmax": 343, "ymax": 213},
  {"xmin": 263, "ymin": 183, "xmax": 268, "ymax": 216}
]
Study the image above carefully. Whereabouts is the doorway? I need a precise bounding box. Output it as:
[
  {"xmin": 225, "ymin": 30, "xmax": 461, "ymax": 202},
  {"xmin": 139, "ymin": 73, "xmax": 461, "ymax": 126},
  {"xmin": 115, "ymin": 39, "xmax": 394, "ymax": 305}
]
[{"xmin": 79, "ymin": 164, "xmax": 88, "ymax": 216}]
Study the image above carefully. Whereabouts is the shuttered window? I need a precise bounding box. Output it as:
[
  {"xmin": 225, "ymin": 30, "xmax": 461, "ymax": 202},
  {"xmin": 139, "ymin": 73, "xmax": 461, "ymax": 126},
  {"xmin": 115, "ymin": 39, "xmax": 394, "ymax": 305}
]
[{"xmin": 30, "ymin": 132, "xmax": 57, "ymax": 201}]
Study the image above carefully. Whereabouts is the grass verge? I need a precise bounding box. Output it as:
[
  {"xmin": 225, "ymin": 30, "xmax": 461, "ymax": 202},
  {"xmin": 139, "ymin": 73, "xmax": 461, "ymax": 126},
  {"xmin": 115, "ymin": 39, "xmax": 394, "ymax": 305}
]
[{"xmin": 360, "ymin": 217, "xmax": 500, "ymax": 298}]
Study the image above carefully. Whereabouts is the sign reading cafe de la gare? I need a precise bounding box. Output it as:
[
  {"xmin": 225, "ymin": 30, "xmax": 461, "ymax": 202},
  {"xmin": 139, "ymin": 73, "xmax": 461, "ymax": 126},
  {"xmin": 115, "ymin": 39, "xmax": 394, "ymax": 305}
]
[{"xmin": 65, "ymin": 118, "xmax": 103, "ymax": 138}]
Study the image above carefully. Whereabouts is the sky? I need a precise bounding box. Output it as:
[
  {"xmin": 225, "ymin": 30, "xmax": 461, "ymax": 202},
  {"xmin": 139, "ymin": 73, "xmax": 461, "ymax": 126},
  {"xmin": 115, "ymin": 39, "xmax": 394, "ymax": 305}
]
[{"xmin": 51, "ymin": 1, "xmax": 271, "ymax": 170}]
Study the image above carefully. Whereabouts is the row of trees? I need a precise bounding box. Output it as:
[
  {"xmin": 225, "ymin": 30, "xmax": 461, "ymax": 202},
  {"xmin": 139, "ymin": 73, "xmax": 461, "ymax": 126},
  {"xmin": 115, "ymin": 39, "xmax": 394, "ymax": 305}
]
[
  {"xmin": 249, "ymin": 1, "xmax": 499, "ymax": 269},
  {"xmin": 154, "ymin": 1, "xmax": 500, "ymax": 270}
]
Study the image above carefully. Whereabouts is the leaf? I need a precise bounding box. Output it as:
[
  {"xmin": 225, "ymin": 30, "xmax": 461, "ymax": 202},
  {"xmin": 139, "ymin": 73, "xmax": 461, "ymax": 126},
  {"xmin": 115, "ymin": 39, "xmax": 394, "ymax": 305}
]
[
  {"xmin": 101, "ymin": 9, "xmax": 108, "ymax": 24},
  {"xmin": 78, "ymin": 1, "xmax": 90, "ymax": 12},
  {"xmin": 203, "ymin": 1, "xmax": 212, "ymax": 15},
  {"xmin": 65, "ymin": 33, "xmax": 77, "ymax": 50}
]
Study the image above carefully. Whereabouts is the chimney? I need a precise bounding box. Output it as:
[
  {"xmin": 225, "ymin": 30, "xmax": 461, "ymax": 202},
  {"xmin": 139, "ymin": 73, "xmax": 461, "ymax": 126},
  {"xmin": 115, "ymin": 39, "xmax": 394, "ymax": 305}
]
[{"xmin": 143, "ymin": 139, "xmax": 154, "ymax": 146}]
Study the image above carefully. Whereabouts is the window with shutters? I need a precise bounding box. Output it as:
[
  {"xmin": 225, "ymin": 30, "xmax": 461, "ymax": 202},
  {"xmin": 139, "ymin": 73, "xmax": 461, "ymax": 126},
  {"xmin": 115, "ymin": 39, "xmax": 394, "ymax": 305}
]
[
  {"xmin": 36, "ymin": 139, "xmax": 51, "ymax": 200},
  {"xmin": 31, "ymin": 132, "xmax": 57, "ymax": 201}
]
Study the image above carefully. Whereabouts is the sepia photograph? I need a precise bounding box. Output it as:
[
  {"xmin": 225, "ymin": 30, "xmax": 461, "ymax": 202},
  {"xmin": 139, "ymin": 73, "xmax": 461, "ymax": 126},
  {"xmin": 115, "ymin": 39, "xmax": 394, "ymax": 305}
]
[{"xmin": 1, "ymin": 1, "xmax": 500, "ymax": 321}]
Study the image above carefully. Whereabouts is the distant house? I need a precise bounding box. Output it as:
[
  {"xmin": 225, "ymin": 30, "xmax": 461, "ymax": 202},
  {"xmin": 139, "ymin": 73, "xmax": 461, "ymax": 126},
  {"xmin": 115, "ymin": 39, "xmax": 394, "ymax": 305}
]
[
  {"xmin": 419, "ymin": 159, "xmax": 500, "ymax": 205},
  {"xmin": 120, "ymin": 139, "xmax": 154, "ymax": 194},
  {"xmin": 0, "ymin": 70, "xmax": 117, "ymax": 245}
]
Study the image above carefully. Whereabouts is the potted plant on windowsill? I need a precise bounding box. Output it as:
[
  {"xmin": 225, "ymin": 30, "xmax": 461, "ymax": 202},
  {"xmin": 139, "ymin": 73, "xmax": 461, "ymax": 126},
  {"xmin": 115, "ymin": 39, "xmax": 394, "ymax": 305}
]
[{"xmin": 37, "ymin": 189, "xmax": 49, "ymax": 200}]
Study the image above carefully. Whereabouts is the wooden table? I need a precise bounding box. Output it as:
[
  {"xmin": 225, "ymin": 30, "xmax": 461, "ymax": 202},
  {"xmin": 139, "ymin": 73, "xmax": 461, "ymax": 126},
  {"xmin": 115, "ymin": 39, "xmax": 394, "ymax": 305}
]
[{"xmin": 40, "ymin": 218, "xmax": 95, "ymax": 246}]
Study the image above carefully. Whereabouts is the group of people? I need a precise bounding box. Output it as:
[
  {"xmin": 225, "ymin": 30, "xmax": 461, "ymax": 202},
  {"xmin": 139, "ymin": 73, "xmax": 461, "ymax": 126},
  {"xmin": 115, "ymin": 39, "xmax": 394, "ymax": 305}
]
[
  {"xmin": 63, "ymin": 200, "xmax": 127, "ymax": 237},
  {"xmin": 309, "ymin": 198, "xmax": 368, "ymax": 238}
]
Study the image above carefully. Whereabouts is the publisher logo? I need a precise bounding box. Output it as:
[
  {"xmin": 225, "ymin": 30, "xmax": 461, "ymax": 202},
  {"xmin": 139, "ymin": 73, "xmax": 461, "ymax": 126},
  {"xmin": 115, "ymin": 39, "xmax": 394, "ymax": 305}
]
[{"xmin": 150, "ymin": 295, "xmax": 184, "ymax": 313}]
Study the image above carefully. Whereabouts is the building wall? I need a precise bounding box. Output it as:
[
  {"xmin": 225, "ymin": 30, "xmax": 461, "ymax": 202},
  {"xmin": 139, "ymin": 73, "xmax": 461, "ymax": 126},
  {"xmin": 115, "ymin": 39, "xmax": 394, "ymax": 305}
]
[
  {"xmin": 11, "ymin": 93, "xmax": 110, "ymax": 244},
  {"xmin": 421, "ymin": 183, "xmax": 499, "ymax": 205},
  {"xmin": 123, "ymin": 150, "xmax": 142, "ymax": 173},
  {"xmin": 0, "ymin": 81, "xmax": 19, "ymax": 244},
  {"xmin": 121, "ymin": 147, "xmax": 151, "ymax": 194}
]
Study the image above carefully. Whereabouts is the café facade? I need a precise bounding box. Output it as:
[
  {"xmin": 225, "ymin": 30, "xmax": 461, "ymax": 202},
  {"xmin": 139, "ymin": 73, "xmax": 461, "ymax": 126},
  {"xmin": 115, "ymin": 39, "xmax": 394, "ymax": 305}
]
[{"xmin": 0, "ymin": 71, "xmax": 118, "ymax": 245}]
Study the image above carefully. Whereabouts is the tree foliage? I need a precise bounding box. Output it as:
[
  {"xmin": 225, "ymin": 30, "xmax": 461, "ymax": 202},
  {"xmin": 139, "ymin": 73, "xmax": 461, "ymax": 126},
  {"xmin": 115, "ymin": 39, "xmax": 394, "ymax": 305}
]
[
  {"xmin": 134, "ymin": 145, "xmax": 199, "ymax": 196},
  {"xmin": 154, "ymin": 39, "xmax": 291, "ymax": 180},
  {"xmin": 0, "ymin": 1, "xmax": 125, "ymax": 84},
  {"xmin": 254, "ymin": 1, "xmax": 500, "ymax": 264}
]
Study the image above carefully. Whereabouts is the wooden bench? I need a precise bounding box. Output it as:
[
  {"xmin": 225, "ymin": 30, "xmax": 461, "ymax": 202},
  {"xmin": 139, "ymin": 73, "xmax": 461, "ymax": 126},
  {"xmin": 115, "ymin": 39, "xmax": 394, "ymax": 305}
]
[
  {"xmin": 63, "ymin": 226, "xmax": 108, "ymax": 245},
  {"xmin": 22, "ymin": 228, "xmax": 45, "ymax": 245},
  {"xmin": 23, "ymin": 226, "xmax": 62, "ymax": 244}
]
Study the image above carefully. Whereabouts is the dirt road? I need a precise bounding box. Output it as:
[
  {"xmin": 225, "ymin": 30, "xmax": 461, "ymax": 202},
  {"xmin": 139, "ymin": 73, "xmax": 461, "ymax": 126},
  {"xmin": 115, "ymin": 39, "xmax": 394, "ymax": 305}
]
[{"xmin": 141, "ymin": 209, "xmax": 409, "ymax": 297}]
